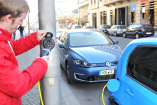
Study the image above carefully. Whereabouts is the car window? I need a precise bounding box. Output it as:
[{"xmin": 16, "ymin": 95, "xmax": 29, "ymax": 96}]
[
  {"xmin": 127, "ymin": 46, "xmax": 157, "ymax": 93},
  {"xmin": 69, "ymin": 32, "xmax": 114, "ymax": 47},
  {"xmin": 63, "ymin": 35, "xmax": 68, "ymax": 48},
  {"xmin": 60, "ymin": 32, "xmax": 68, "ymax": 43},
  {"xmin": 106, "ymin": 25, "xmax": 111, "ymax": 28},
  {"xmin": 143, "ymin": 25, "xmax": 152, "ymax": 30},
  {"xmin": 128, "ymin": 25, "xmax": 133, "ymax": 30},
  {"xmin": 119, "ymin": 26, "xmax": 126, "ymax": 29},
  {"xmin": 111, "ymin": 26, "xmax": 116, "ymax": 29},
  {"xmin": 133, "ymin": 25, "xmax": 141, "ymax": 30}
]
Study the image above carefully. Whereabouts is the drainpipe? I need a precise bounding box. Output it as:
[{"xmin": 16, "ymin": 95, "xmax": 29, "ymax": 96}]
[{"xmin": 38, "ymin": 0, "xmax": 61, "ymax": 105}]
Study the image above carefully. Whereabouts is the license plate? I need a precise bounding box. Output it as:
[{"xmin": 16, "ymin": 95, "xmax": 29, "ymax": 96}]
[
  {"xmin": 99, "ymin": 69, "xmax": 115, "ymax": 75},
  {"xmin": 146, "ymin": 32, "xmax": 151, "ymax": 34}
]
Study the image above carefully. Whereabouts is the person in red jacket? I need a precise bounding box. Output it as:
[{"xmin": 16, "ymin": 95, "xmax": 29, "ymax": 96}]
[{"xmin": 0, "ymin": 0, "xmax": 49, "ymax": 105}]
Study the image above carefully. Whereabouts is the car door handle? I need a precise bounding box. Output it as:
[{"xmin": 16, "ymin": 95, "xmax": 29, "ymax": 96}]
[{"xmin": 125, "ymin": 88, "xmax": 134, "ymax": 97}]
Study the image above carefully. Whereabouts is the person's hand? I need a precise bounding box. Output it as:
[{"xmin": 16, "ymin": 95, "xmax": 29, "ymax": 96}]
[
  {"xmin": 41, "ymin": 56, "xmax": 49, "ymax": 62},
  {"xmin": 36, "ymin": 30, "xmax": 47, "ymax": 42}
]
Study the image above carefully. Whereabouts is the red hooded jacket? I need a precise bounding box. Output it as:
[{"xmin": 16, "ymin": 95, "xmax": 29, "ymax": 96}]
[{"xmin": 0, "ymin": 28, "xmax": 48, "ymax": 105}]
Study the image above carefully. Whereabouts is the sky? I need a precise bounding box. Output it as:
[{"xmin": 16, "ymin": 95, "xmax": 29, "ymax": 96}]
[{"xmin": 27, "ymin": 0, "xmax": 78, "ymax": 22}]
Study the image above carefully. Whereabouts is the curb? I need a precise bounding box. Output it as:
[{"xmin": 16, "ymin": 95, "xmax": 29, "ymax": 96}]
[{"xmin": 61, "ymin": 78, "xmax": 80, "ymax": 105}]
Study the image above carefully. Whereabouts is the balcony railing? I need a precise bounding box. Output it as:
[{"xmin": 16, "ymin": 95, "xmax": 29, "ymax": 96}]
[{"xmin": 103, "ymin": 0, "xmax": 125, "ymax": 6}]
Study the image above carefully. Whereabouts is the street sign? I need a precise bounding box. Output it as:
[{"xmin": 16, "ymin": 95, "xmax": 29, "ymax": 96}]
[{"xmin": 131, "ymin": 4, "xmax": 136, "ymax": 11}]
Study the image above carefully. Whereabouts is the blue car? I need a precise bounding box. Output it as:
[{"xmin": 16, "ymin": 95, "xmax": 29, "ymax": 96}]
[
  {"xmin": 107, "ymin": 37, "xmax": 157, "ymax": 105},
  {"xmin": 57, "ymin": 30, "xmax": 122, "ymax": 84}
]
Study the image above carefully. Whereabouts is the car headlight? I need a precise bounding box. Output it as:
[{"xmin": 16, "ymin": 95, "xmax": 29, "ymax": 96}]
[{"xmin": 73, "ymin": 59, "xmax": 91, "ymax": 68}]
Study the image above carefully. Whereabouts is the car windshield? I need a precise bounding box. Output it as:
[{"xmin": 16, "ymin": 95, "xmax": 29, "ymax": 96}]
[
  {"xmin": 144, "ymin": 25, "xmax": 152, "ymax": 29},
  {"xmin": 69, "ymin": 32, "xmax": 114, "ymax": 47}
]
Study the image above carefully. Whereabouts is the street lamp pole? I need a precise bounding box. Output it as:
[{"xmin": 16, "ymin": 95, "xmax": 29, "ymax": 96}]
[
  {"xmin": 38, "ymin": 0, "xmax": 61, "ymax": 105},
  {"xmin": 27, "ymin": 0, "xmax": 30, "ymax": 34}
]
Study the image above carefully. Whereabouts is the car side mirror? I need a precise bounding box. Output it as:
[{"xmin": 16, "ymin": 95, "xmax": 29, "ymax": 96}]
[
  {"xmin": 107, "ymin": 79, "xmax": 120, "ymax": 92},
  {"xmin": 59, "ymin": 43, "xmax": 65, "ymax": 48},
  {"xmin": 113, "ymin": 40, "xmax": 119, "ymax": 44}
]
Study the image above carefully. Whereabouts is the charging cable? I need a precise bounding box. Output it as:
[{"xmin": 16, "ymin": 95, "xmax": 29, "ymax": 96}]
[
  {"xmin": 38, "ymin": 81, "xmax": 44, "ymax": 105},
  {"xmin": 102, "ymin": 84, "xmax": 107, "ymax": 105}
]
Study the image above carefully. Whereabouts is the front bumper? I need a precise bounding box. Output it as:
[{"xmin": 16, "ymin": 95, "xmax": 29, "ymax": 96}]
[{"xmin": 71, "ymin": 65, "xmax": 116, "ymax": 83}]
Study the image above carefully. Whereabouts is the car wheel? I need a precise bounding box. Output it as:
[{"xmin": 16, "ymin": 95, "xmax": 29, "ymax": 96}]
[
  {"xmin": 135, "ymin": 33, "xmax": 139, "ymax": 39},
  {"xmin": 123, "ymin": 33, "xmax": 127, "ymax": 38},
  {"xmin": 66, "ymin": 63, "xmax": 73, "ymax": 84},
  {"xmin": 114, "ymin": 32, "xmax": 117, "ymax": 37}
]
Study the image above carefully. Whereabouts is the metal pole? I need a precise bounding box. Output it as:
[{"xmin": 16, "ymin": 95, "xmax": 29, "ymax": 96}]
[
  {"xmin": 26, "ymin": 0, "xmax": 30, "ymax": 34},
  {"xmin": 27, "ymin": 13, "xmax": 30, "ymax": 34},
  {"xmin": 38, "ymin": 0, "xmax": 61, "ymax": 105}
]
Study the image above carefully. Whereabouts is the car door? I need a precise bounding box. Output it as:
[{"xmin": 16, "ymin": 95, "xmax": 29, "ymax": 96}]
[
  {"xmin": 108, "ymin": 26, "xmax": 113, "ymax": 35},
  {"xmin": 108, "ymin": 26, "xmax": 115, "ymax": 35},
  {"xmin": 122, "ymin": 46, "xmax": 157, "ymax": 105},
  {"xmin": 125, "ymin": 25, "xmax": 133, "ymax": 35},
  {"xmin": 112, "ymin": 26, "xmax": 117, "ymax": 35}
]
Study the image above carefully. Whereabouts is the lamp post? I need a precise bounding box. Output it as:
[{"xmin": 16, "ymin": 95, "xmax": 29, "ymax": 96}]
[{"xmin": 38, "ymin": 0, "xmax": 61, "ymax": 105}]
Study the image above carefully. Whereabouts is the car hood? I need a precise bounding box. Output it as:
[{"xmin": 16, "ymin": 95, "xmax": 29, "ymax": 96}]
[{"xmin": 70, "ymin": 45, "xmax": 122, "ymax": 63}]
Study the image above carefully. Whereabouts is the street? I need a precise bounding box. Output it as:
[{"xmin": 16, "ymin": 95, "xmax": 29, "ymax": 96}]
[{"xmin": 15, "ymin": 30, "xmax": 140, "ymax": 105}]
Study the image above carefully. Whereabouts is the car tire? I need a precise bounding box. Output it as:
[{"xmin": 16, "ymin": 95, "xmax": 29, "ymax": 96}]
[
  {"xmin": 114, "ymin": 32, "xmax": 117, "ymax": 37},
  {"xmin": 123, "ymin": 33, "xmax": 127, "ymax": 38},
  {"xmin": 135, "ymin": 33, "xmax": 139, "ymax": 39},
  {"xmin": 66, "ymin": 63, "xmax": 73, "ymax": 84}
]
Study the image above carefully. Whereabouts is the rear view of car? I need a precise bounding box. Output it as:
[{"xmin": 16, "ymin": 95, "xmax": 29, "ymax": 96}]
[
  {"xmin": 108, "ymin": 25, "xmax": 126, "ymax": 36},
  {"xmin": 123, "ymin": 24, "xmax": 154, "ymax": 39}
]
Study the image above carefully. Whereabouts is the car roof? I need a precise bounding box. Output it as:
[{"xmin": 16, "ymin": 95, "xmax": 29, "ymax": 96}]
[
  {"xmin": 129, "ymin": 37, "xmax": 157, "ymax": 45},
  {"xmin": 131, "ymin": 24, "xmax": 152, "ymax": 25}
]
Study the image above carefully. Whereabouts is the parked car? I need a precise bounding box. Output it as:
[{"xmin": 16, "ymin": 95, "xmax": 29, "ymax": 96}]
[
  {"xmin": 71, "ymin": 25, "xmax": 81, "ymax": 29},
  {"xmin": 56, "ymin": 29, "xmax": 61, "ymax": 39},
  {"xmin": 107, "ymin": 25, "xmax": 126, "ymax": 36},
  {"xmin": 82, "ymin": 25, "xmax": 93, "ymax": 29},
  {"xmin": 107, "ymin": 37, "xmax": 157, "ymax": 105},
  {"xmin": 123, "ymin": 24, "xmax": 154, "ymax": 39},
  {"xmin": 98, "ymin": 25, "xmax": 111, "ymax": 34},
  {"xmin": 57, "ymin": 29, "xmax": 122, "ymax": 84}
]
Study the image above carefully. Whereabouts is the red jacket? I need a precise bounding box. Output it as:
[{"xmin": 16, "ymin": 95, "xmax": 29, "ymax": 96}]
[{"xmin": 0, "ymin": 28, "xmax": 48, "ymax": 105}]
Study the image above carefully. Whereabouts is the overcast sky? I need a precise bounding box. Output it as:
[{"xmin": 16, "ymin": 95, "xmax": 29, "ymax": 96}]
[{"xmin": 27, "ymin": 0, "xmax": 78, "ymax": 22}]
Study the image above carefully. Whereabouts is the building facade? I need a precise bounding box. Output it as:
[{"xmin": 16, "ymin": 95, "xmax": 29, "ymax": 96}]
[
  {"xmin": 78, "ymin": 0, "xmax": 157, "ymax": 28},
  {"xmin": 78, "ymin": 0, "xmax": 89, "ymax": 26}
]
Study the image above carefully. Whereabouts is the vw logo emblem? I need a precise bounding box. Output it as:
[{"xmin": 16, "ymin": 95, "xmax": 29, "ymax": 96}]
[{"xmin": 106, "ymin": 61, "xmax": 111, "ymax": 67}]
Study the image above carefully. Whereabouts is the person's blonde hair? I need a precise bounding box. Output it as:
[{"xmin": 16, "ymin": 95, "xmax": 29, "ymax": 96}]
[{"xmin": 0, "ymin": 0, "xmax": 30, "ymax": 21}]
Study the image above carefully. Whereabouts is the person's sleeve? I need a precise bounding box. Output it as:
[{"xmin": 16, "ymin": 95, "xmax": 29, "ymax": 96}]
[
  {"xmin": 0, "ymin": 49, "xmax": 48, "ymax": 97},
  {"xmin": 10, "ymin": 32, "xmax": 42, "ymax": 56}
]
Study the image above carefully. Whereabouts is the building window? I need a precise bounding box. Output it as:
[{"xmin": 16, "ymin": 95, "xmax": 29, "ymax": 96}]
[{"xmin": 127, "ymin": 46, "xmax": 157, "ymax": 93}]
